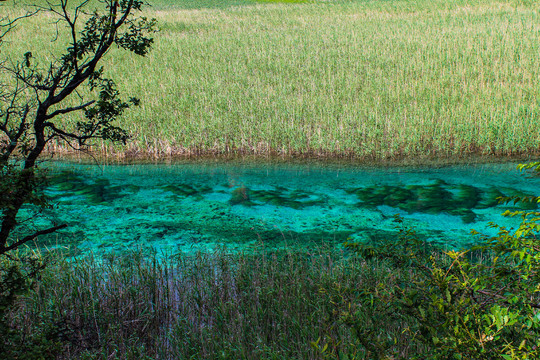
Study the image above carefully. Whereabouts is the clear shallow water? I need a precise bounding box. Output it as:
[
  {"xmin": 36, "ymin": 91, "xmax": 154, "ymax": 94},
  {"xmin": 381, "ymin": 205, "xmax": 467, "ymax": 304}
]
[{"xmin": 24, "ymin": 161, "xmax": 540, "ymax": 255}]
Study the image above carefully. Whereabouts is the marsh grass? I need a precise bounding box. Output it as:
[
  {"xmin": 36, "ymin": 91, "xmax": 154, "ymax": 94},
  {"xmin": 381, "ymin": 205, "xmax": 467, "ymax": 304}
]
[
  {"xmin": 2, "ymin": 0, "xmax": 540, "ymax": 160},
  {"xmin": 3, "ymin": 247, "xmax": 423, "ymax": 359}
]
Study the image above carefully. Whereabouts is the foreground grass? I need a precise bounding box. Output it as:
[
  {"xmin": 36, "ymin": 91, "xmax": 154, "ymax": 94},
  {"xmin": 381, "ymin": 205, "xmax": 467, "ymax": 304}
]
[
  {"xmin": 2, "ymin": 0, "xmax": 540, "ymax": 159},
  {"xmin": 1, "ymin": 241, "xmax": 527, "ymax": 359},
  {"xmin": 2, "ymin": 248, "xmax": 412, "ymax": 359}
]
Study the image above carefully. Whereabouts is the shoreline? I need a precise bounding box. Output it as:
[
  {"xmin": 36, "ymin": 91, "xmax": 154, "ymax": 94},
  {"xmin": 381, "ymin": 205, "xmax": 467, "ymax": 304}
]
[{"xmin": 42, "ymin": 145, "xmax": 540, "ymax": 168}]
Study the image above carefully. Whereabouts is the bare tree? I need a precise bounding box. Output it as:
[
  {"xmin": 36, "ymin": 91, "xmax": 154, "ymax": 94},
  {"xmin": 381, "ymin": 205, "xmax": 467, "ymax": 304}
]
[{"xmin": 0, "ymin": 0, "xmax": 155, "ymax": 255}]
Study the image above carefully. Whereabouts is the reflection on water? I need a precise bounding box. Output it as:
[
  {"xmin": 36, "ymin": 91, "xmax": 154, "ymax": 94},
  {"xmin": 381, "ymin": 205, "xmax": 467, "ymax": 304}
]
[{"xmin": 23, "ymin": 161, "xmax": 539, "ymax": 254}]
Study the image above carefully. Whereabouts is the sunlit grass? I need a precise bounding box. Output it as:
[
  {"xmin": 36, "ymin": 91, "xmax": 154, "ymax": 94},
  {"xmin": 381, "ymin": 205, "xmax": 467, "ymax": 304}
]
[{"xmin": 2, "ymin": 0, "xmax": 540, "ymax": 159}]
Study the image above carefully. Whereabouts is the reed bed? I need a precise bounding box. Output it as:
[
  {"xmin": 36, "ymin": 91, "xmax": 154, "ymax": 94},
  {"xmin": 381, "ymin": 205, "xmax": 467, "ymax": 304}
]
[
  {"xmin": 2, "ymin": 0, "xmax": 539, "ymax": 160},
  {"xmin": 2, "ymin": 247, "xmax": 419, "ymax": 359}
]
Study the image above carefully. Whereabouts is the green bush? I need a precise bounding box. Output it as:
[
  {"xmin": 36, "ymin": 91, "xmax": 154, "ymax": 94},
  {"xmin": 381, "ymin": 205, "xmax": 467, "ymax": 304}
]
[
  {"xmin": 345, "ymin": 162, "xmax": 540, "ymax": 359},
  {"xmin": 0, "ymin": 253, "xmax": 65, "ymax": 360}
]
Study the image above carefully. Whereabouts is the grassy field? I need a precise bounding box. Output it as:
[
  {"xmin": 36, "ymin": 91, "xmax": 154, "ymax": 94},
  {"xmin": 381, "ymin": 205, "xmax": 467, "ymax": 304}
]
[{"xmin": 2, "ymin": 0, "xmax": 540, "ymax": 160}]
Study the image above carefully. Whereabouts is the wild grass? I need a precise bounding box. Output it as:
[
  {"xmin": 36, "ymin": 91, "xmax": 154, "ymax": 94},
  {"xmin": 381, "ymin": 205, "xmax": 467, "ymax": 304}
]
[
  {"xmin": 2, "ymin": 247, "xmax": 418, "ymax": 359},
  {"xmin": 2, "ymin": 0, "xmax": 540, "ymax": 160}
]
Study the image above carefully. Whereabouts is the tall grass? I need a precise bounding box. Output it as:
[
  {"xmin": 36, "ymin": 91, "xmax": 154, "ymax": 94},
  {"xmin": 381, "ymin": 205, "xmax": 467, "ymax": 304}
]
[
  {"xmin": 3, "ymin": 247, "xmax": 413, "ymax": 359},
  {"xmin": 2, "ymin": 0, "xmax": 540, "ymax": 159}
]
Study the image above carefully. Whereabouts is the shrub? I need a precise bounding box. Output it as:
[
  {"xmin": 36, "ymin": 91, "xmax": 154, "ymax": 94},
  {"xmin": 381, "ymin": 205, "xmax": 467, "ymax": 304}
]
[
  {"xmin": 345, "ymin": 162, "xmax": 540, "ymax": 359},
  {"xmin": 0, "ymin": 252, "xmax": 65, "ymax": 359}
]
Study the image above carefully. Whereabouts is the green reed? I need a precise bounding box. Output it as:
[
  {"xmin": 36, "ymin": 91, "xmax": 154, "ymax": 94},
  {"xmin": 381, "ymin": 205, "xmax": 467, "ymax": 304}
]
[
  {"xmin": 2, "ymin": 0, "xmax": 540, "ymax": 159},
  {"xmin": 3, "ymin": 248, "xmax": 398, "ymax": 359},
  {"xmin": 2, "ymin": 246, "xmax": 499, "ymax": 358}
]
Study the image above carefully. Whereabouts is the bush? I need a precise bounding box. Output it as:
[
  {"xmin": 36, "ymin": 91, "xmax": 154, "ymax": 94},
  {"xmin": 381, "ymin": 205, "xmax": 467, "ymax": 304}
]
[
  {"xmin": 345, "ymin": 162, "xmax": 540, "ymax": 359},
  {"xmin": 0, "ymin": 252, "xmax": 65, "ymax": 359}
]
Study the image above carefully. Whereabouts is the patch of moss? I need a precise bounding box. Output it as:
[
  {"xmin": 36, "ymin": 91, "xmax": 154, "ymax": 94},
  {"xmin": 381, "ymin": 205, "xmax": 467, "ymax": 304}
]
[
  {"xmin": 448, "ymin": 208, "xmax": 477, "ymax": 224},
  {"xmin": 477, "ymin": 187, "xmax": 538, "ymax": 211},
  {"xmin": 75, "ymin": 179, "xmax": 127, "ymax": 204},
  {"xmin": 161, "ymin": 183, "xmax": 211, "ymax": 200},
  {"xmin": 226, "ymin": 184, "xmax": 325, "ymax": 209},
  {"xmin": 413, "ymin": 184, "xmax": 453, "ymax": 214},
  {"xmin": 234, "ymin": 187, "xmax": 326, "ymax": 209},
  {"xmin": 506, "ymin": 190, "xmax": 538, "ymax": 210},
  {"xmin": 49, "ymin": 170, "xmax": 136, "ymax": 204},
  {"xmin": 229, "ymin": 185, "xmax": 255, "ymax": 206},
  {"xmin": 454, "ymin": 184, "xmax": 481, "ymax": 209},
  {"xmin": 49, "ymin": 170, "xmax": 88, "ymax": 192},
  {"xmin": 349, "ymin": 181, "xmax": 487, "ymax": 223},
  {"xmin": 477, "ymin": 187, "xmax": 504, "ymax": 209}
]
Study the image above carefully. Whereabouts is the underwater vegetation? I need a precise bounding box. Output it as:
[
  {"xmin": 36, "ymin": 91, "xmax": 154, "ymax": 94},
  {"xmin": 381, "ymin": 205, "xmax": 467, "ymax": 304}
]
[
  {"xmin": 347, "ymin": 181, "xmax": 537, "ymax": 223},
  {"xmin": 229, "ymin": 185, "xmax": 327, "ymax": 209},
  {"xmin": 36, "ymin": 164, "xmax": 539, "ymax": 253},
  {"xmin": 48, "ymin": 170, "xmax": 139, "ymax": 204},
  {"xmin": 161, "ymin": 183, "xmax": 212, "ymax": 200}
]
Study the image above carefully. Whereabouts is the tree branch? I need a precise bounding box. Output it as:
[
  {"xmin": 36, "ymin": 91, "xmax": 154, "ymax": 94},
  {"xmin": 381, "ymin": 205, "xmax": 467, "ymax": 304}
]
[
  {"xmin": 0, "ymin": 0, "xmax": 154, "ymax": 253},
  {"xmin": 44, "ymin": 121, "xmax": 90, "ymax": 142},
  {"xmin": 0, "ymin": 9, "xmax": 41, "ymax": 40},
  {"xmin": 1, "ymin": 224, "xmax": 68, "ymax": 254},
  {"xmin": 44, "ymin": 100, "xmax": 94, "ymax": 120}
]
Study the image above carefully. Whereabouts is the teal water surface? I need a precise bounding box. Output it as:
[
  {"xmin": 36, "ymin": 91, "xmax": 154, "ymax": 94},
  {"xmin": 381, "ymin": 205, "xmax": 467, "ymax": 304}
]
[{"xmin": 25, "ymin": 161, "xmax": 539, "ymax": 255}]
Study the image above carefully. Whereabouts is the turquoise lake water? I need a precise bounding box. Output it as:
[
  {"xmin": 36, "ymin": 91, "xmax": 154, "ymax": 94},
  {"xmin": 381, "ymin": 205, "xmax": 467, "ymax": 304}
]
[{"xmin": 23, "ymin": 161, "xmax": 539, "ymax": 255}]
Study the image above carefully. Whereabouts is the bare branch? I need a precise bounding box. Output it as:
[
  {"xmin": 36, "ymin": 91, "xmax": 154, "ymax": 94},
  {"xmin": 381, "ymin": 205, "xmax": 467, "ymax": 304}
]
[
  {"xmin": 1, "ymin": 224, "xmax": 68, "ymax": 254},
  {"xmin": 44, "ymin": 100, "xmax": 94, "ymax": 119},
  {"xmin": 0, "ymin": 9, "xmax": 41, "ymax": 40},
  {"xmin": 0, "ymin": 105, "xmax": 30, "ymax": 162},
  {"xmin": 45, "ymin": 121, "xmax": 92, "ymax": 144}
]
